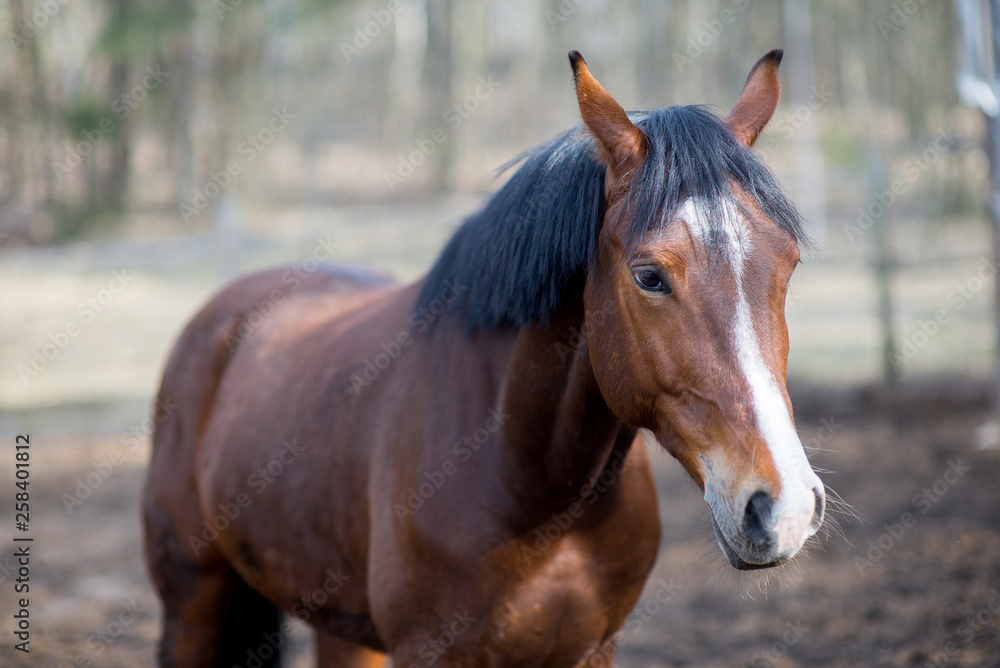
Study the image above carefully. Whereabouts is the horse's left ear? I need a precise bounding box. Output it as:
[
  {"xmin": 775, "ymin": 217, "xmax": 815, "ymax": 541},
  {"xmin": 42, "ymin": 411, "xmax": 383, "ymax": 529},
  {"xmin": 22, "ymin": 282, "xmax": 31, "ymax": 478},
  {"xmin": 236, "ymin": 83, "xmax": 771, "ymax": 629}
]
[{"xmin": 725, "ymin": 49, "xmax": 783, "ymax": 147}]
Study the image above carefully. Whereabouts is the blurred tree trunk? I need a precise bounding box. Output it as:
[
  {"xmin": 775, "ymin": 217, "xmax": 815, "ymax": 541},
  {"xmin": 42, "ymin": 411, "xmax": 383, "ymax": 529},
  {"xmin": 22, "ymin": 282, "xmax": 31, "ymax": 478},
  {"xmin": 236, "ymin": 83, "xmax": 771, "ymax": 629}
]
[
  {"xmin": 383, "ymin": 0, "xmax": 428, "ymax": 183},
  {"xmin": 988, "ymin": 0, "xmax": 1000, "ymax": 413},
  {"xmin": 99, "ymin": 0, "xmax": 133, "ymax": 212},
  {"xmin": 838, "ymin": 3, "xmax": 871, "ymax": 126},
  {"xmin": 782, "ymin": 0, "xmax": 827, "ymax": 242},
  {"xmin": 6, "ymin": 0, "xmax": 30, "ymax": 205},
  {"xmin": 424, "ymin": 0, "xmax": 453, "ymax": 190},
  {"xmin": 5, "ymin": 0, "xmax": 54, "ymax": 209},
  {"xmin": 104, "ymin": 59, "xmax": 132, "ymax": 210},
  {"xmin": 29, "ymin": 21, "xmax": 54, "ymax": 207},
  {"xmin": 449, "ymin": 0, "xmax": 486, "ymax": 186},
  {"xmin": 166, "ymin": 0, "xmax": 196, "ymax": 209},
  {"xmin": 638, "ymin": 0, "xmax": 672, "ymax": 104}
]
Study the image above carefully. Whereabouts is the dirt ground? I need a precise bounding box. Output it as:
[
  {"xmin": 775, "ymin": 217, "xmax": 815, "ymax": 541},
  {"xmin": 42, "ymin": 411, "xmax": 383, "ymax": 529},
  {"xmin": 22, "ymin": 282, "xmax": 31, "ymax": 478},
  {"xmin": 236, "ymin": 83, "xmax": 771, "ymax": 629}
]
[{"xmin": 0, "ymin": 381, "xmax": 997, "ymax": 668}]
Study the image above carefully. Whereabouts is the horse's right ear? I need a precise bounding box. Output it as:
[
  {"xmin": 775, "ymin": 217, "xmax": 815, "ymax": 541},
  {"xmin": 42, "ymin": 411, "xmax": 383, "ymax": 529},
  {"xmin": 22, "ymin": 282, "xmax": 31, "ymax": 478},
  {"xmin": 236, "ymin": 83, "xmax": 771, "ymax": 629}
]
[{"xmin": 569, "ymin": 51, "xmax": 646, "ymax": 180}]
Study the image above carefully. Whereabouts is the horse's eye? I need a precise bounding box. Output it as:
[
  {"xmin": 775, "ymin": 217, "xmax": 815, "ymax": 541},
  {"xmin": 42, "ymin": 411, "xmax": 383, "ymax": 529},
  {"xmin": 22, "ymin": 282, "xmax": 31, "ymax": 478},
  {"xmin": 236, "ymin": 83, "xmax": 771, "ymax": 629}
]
[{"xmin": 633, "ymin": 267, "xmax": 672, "ymax": 294}]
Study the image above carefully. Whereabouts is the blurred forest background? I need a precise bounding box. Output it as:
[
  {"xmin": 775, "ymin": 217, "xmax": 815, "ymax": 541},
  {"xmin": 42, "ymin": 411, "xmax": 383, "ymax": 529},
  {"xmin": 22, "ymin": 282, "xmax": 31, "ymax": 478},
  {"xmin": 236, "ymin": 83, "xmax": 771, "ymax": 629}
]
[
  {"xmin": 0, "ymin": 0, "xmax": 990, "ymax": 402},
  {"xmin": 0, "ymin": 0, "xmax": 971, "ymax": 216}
]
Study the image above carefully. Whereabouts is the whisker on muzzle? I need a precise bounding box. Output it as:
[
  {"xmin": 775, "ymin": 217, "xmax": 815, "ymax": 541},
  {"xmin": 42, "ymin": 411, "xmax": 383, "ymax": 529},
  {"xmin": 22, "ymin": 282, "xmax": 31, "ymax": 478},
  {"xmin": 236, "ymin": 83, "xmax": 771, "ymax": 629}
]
[{"xmin": 803, "ymin": 483, "xmax": 860, "ymax": 545}]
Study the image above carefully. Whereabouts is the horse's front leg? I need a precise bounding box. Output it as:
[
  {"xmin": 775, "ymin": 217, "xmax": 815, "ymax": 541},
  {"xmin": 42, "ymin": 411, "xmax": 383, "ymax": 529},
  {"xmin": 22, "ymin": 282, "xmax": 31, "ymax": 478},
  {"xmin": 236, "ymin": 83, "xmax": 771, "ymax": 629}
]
[
  {"xmin": 577, "ymin": 640, "xmax": 617, "ymax": 667},
  {"xmin": 316, "ymin": 631, "xmax": 388, "ymax": 668}
]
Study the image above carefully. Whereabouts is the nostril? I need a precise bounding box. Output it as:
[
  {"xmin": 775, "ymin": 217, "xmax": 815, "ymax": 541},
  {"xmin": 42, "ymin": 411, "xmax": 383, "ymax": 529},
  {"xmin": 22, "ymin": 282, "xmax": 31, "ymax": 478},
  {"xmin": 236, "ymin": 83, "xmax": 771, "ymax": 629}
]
[
  {"xmin": 742, "ymin": 490, "xmax": 775, "ymax": 549},
  {"xmin": 809, "ymin": 486, "xmax": 826, "ymax": 533}
]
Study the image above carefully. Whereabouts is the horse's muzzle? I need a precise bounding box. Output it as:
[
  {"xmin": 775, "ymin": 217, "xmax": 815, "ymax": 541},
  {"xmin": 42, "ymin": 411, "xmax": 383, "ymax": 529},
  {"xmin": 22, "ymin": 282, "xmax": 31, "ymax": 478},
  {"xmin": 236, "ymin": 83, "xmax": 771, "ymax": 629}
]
[{"xmin": 712, "ymin": 485, "xmax": 825, "ymax": 570}]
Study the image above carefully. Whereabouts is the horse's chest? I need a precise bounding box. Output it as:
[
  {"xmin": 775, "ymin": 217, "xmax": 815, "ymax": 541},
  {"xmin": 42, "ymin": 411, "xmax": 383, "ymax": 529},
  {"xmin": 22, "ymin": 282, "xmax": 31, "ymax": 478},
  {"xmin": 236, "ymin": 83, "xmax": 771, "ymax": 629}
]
[
  {"xmin": 499, "ymin": 532, "xmax": 652, "ymax": 658},
  {"xmin": 381, "ymin": 514, "xmax": 659, "ymax": 667}
]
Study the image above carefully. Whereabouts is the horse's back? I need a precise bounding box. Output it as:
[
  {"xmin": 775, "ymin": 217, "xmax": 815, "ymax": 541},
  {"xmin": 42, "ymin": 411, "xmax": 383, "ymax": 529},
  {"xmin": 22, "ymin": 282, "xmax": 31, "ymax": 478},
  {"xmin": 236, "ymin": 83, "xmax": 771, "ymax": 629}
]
[{"xmin": 144, "ymin": 263, "xmax": 394, "ymax": 570}]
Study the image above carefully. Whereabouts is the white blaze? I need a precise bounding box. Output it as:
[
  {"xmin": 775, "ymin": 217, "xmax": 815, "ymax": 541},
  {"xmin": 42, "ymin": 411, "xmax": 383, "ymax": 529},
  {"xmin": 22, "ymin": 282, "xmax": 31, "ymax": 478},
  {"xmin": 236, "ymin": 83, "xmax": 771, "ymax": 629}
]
[{"xmin": 679, "ymin": 199, "xmax": 822, "ymax": 556}]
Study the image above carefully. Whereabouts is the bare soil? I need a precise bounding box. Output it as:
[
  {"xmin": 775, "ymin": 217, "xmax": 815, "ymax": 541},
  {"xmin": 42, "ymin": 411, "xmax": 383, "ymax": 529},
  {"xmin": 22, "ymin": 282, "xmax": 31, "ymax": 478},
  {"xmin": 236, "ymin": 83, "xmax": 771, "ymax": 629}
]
[{"xmin": 0, "ymin": 382, "xmax": 998, "ymax": 668}]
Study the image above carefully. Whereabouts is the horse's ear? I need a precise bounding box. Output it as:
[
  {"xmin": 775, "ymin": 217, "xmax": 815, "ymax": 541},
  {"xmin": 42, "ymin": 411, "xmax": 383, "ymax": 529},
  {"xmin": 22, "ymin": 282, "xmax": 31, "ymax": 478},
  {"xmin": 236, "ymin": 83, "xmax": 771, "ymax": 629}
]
[
  {"xmin": 569, "ymin": 51, "xmax": 646, "ymax": 179},
  {"xmin": 725, "ymin": 49, "xmax": 783, "ymax": 147}
]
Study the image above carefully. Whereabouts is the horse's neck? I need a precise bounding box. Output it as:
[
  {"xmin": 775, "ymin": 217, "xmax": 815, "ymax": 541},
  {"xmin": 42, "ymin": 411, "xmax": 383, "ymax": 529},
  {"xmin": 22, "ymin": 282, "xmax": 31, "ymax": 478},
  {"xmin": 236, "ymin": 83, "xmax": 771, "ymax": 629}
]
[{"xmin": 496, "ymin": 298, "xmax": 628, "ymax": 504}]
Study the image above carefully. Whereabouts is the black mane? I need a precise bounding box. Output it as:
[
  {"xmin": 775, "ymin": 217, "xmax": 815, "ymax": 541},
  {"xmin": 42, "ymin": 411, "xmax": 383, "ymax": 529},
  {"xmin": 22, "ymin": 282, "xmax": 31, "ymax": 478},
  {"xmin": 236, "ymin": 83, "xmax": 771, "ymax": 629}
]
[{"xmin": 416, "ymin": 104, "xmax": 804, "ymax": 331}]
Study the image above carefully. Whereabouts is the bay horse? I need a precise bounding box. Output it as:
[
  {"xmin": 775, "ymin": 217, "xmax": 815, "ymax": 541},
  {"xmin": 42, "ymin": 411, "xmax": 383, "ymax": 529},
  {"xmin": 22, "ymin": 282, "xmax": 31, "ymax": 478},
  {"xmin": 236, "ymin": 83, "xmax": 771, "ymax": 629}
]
[{"xmin": 143, "ymin": 49, "xmax": 826, "ymax": 667}]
